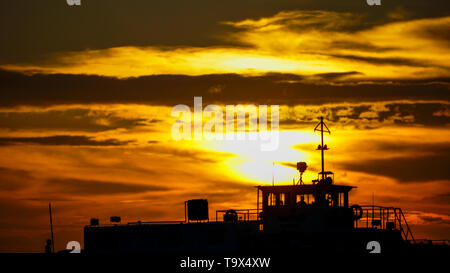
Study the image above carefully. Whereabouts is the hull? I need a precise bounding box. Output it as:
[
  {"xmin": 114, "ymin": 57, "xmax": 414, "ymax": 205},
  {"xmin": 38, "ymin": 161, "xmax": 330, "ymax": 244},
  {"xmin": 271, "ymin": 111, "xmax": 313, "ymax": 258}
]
[{"xmin": 84, "ymin": 221, "xmax": 406, "ymax": 254}]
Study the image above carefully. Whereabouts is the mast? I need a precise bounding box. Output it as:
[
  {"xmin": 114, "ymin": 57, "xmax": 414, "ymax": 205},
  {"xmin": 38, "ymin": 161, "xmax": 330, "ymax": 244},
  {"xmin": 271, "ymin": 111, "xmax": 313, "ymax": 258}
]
[
  {"xmin": 272, "ymin": 162, "xmax": 274, "ymax": 186},
  {"xmin": 314, "ymin": 117, "xmax": 330, "ymax": 181},
  {"xmin": 49, "ymin": 202, "xmax": 55, "ymax": 253}
]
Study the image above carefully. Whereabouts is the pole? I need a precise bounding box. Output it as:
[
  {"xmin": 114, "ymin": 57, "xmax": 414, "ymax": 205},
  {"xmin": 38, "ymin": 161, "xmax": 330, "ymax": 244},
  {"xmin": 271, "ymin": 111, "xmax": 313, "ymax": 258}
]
[
  {"xmin": 49, "ymin": 202, "xmax": 54, "ymax": 253},
  {"xmin": 314, "ymin": 117, "xmax": 330, "ymax": 181},
  {"xmin": 257, "ymin": 187, "xmax": 259, "ymax": 220},
  {"xmin": 272, "ymin": 162, "xmax": 274, "ymax": 186},
  {"xmin": 321, "ymin": 117, "xmax": 324, "ymax": 181}
]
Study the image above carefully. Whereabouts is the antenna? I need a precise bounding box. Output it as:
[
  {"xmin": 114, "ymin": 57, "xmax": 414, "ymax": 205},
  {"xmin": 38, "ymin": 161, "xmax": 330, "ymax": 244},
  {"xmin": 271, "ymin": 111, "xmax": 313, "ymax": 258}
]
[
  {"xmin": 314, "ymin": 117, "xmax": 330, "ymax": 181},
  {"xmin": 272, "ymin": 162, "xmax": 275, "ymax": 186},
  {"xmin": 49, "ymin": 202, "xmax": 55, "ymax": 253}
]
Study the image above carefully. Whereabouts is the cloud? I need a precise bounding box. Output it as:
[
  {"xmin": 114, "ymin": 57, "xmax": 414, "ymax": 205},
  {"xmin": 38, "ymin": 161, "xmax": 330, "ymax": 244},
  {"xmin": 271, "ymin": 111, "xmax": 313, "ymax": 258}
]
[
  {"xmin": 419, "ymin": 215, "xmax": 450, "ymax": 225},
  {"xmin": 1, "ymin": 0, "xmax": 449, "ymax": 64},
  {"xmin": 0, "ymin": 135, "xmax": 134, "ymax": 146},
  {"xmin": 1, "ymin": 12, "xmax": 449, "ymax": 80},
  {"xmin": 0, "ymin": 108, "xmax": 149, "ymax": 132},
  {"xmin": 0, "ymin": 165, "xmax": 168, "ymax": 199},
  {"xmin": 225, "ymin": 12, "xmax": 450, "ymax": 74},
  {"xmin": 338, "ymin": 144, "xmax": 450, "ymax": 183},
  {"xmin": 279, "ymin": 101, "xmax": 450, "ymax": 129},
  {"xmin": 222, "ymin": 10, "xmax": 362, "ymax": 31},
  {"xmin": 0, "ymin": 70, "xmax": 449, "ymax": 107},
  {"xmin": 421, "ymin": 193, "xmax": 450, "ymax": 205},
  {"xmin": 46, "ymin": 178, "xmax": 169, "ymax": 195}
]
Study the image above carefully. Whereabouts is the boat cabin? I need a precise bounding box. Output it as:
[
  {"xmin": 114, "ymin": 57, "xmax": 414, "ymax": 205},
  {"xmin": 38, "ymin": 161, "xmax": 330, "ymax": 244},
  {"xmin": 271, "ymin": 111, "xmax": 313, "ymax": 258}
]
[{"xmin": 256, "ymin": 174, "xmax": 355, "ymax": 231}]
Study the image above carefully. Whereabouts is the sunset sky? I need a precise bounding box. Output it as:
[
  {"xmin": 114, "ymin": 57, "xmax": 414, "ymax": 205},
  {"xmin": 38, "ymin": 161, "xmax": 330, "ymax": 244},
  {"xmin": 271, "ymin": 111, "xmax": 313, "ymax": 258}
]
[{"xmin": 0, "ymin": 0, "xmax": 449, "ymax": 252}]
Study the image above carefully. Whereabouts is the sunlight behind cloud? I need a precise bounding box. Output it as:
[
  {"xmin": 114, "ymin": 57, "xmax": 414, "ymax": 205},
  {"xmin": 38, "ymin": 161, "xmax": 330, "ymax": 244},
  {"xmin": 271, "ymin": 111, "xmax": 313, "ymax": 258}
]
[
  {"xmin": 2, "ymin": 11, "xmax": 449, "ymax": 80},
  {"xmin": 201, "ymin": 130, "xmax": 316, "ymax": 183}
]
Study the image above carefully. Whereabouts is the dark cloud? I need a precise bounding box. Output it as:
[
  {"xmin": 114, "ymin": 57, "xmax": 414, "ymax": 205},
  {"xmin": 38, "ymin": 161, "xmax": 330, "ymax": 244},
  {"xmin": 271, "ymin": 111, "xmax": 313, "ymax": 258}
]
[
  {"xmin": 338, "ymin": 145, "xmax": 450, "ymax": 183},
  {"xmin": 420, "ymin": 215, "xmax": 450, "ymax": 225},
  {"xmin": 0, "ymin": 108, "xmax": 149, "ymax": 132},
  {"xmin": 0, "ymin": 166, "xmax": 167, "ymax": 196},
  {"xmin": 421, "ymin": 193, "xmax": 450, "ymax": 205},
  {"xmin": 46, "ymin": 178, "xmax": 169, "ymax": 195},
  {"xmin": 278, "ymin": 161, "xmax": 320, "ymax": 173},
  {"xmin": 0, "ymin": 135, "xmax": 133, "ymax": 146},
  {"xmin": 141, "ymin": 145, "xmax": 234, "ymax": 164},
  {"xmin": 0, "ymin": 70, "xmax": 449, "ymax": 107},
  {"xmin": 312, "ymin": 71, "xmax": 363, "ymax": 81},
  {"xmin": 280, "ymin": 102, "xmax": 450, "ymax": 129},
  {"xmin": 379, "ymin": 103, "xmax": 450, "ymax": 127},
  {"xmin": 416, "ymin": 20, "xmax": 450, "ymax": 44},
  {"xmin": 292, "ymin": 141, "xmax": 450, "ymax": 183},
  {"xmin": 329, "ymin": 54, "xmax": 440, "ymax": 68},
  {"xmin": 329, "ymin": 40, "xmax": 397, "ymax": 53},
  {"xmin": 279, "ymin": 162, "xmax": 297, "ymax": 169},
  {"xmin": 1, "ymin": 0, "xmax": 448, "ymax": 64}
]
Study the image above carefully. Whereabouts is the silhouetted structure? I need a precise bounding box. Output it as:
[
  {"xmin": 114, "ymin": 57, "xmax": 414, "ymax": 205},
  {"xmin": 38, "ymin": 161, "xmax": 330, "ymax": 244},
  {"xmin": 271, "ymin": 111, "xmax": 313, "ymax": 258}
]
[
  {"xmin": 45, "ymin": 239, "xmax": 52, "ymax": 254},
  {"xmin": 83, "ymin": 117, "xmax": 447, "ymax": 254},
  {"xmin": 48, "ymin": 202, "xmax": 54, "ymax": 254}
]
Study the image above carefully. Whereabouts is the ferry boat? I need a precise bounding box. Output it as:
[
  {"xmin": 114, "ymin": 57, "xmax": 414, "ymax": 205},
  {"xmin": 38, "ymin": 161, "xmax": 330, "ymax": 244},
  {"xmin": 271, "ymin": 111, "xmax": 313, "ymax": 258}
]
[{"xmin": 83, "ymin": 118, "xmax": 448, "ymax": 254}]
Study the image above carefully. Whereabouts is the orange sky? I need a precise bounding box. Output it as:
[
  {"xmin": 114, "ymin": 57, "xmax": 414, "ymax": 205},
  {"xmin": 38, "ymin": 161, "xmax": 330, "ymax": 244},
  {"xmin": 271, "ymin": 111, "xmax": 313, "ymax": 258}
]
[
  {"xmin": 0, "ymin": 1, "xmax": 449, "ymax": 252},
  {"xmin": 0, "ymin": 103, "xmax": 449, "ymax": 252}
]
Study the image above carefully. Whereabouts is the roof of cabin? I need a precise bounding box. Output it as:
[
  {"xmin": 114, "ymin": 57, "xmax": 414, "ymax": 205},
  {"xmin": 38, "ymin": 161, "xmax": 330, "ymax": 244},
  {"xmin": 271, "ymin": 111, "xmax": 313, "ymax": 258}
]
[{"xmin": 257, "ymin": 184, "xmax": 355, "ymax": 194}]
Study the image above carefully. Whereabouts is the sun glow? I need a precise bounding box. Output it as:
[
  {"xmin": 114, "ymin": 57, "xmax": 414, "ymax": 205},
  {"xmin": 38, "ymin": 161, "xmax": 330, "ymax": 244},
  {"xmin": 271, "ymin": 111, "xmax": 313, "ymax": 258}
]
[{"xmin": 199, "ymin": 130, "xmax": 319, "ymax": 183}]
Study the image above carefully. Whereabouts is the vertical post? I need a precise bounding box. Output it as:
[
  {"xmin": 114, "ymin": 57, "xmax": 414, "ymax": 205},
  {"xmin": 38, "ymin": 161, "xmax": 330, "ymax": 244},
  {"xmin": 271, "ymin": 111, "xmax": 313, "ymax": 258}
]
[
  {"xmin": 381, "ymin": 208, "xmax": 384, "ymax": 229},
  {"xmin": 49, "ymin": 202, "xmax": 54, "ymax": 253},
  {"xmin": 256, "ymin": 187, "xmax": 259, "ymax": 221},
  {"xmin": 185, "ymin": 201, "xmax": 187, "ymax": 223},
  {"xmin": 387, "ymin": 209, "xmax": 390, "ymax": 229},
  {"xmin": 270, "ymin": 162, "xmax": 274, "ymax": 208},
  {"xmin": 272, "ymin": 162, "xmax": 275, "ymax": 186},
  {"xmin": 314, "ymin": 117, "xmax": 330, "ymax": 182},
  {"xmin": 320, "ymin": 117, "xmax": 324, "ymax": 181},
  {"xmin": 366, "ymin": 208, "xmax": 369, "ymax": 228}
]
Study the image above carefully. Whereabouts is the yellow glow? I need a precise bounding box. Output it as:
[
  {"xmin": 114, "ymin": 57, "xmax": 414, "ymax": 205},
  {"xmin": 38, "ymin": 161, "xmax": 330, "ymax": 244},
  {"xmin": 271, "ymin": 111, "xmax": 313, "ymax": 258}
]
[
  {"xmin": 2, "ymin": 13, "xmax": 449, "ymax": 80},
  {"xmin": 200, "ymin": 130, "xmax": 317, "ymax": 183}
]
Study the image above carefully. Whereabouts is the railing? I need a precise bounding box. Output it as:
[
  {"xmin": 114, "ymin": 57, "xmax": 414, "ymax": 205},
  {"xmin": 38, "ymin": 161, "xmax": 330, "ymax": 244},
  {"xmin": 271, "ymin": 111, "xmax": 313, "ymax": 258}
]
[
  {"xmin": 215, "ymin": 209, "xmax": 260, "ymax": 222},
  {"xmin": 354, "ymin": 205, "xmax": 415, "ymax": 242},
  {"xmin": 127, "ymin": 220, "xmax": 185, "ymax": 225},
  {"xmin": 88, "ymin": 220, "xmax": 186, "ymax": 227}
]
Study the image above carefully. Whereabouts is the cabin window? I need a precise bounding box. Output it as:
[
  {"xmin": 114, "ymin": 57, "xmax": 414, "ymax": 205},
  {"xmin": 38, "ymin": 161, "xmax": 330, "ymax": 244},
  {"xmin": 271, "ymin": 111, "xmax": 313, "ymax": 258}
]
[
  {"xmin": 296, "ymin": 194, "xmax": 314, "ymax": 205},
  {"xmin": 279, "ymin": 193, "xmax": 285, "ymax": 206},
  {"xmin": 268, "ymin": 193, "xmax": 276, "ymax": 207}
]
